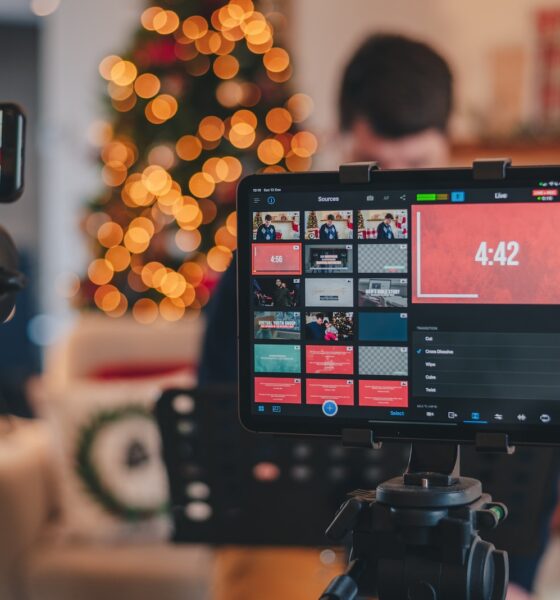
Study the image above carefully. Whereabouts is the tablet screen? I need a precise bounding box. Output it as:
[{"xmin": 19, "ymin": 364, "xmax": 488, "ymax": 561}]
[{"xmin": 238, "ymin": 168, "xmax": 560, "ymax": 444}]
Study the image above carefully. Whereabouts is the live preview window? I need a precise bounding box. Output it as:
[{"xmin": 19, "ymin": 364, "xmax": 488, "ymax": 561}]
[{"xmin": 237, "ymin": 167, "xmax": 560, "ymax": 445}]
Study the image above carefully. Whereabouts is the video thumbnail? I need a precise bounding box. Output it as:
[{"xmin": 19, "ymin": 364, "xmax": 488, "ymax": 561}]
[
  {"xmin": 254, "ymin": 312, "xmax": 301, "ymax": 340},
  {"xmin": 252, "ymin": 243, "xmax": 302, "ymax": 275},
  {"xmin": 358, "ymin": 244, "xmax": 407, "ymax": 274},
  {"xmin": 305, "ymin": 278, "xmax": 353, "ymax": 307},
  {"xmin": 254, "ymin": 344, "xmax": 301, "ymax": 373},
  {"xmin": 306, "ymin": 379, "xmax": 355, "ymax": 406},
  {"xmin": 358, "ymin": 278, "xmax": 407, "ymax": 308},
  {"xmin": 359, "ymin": 380, "xmax": 408, "ymax": 408},
  {"xmin": 306, "ymin": 345, "xmax": 354, "ymax": 374},
  {"xmin": 254, "ymin": 377, "xmax": 302, "ymax": 404},
  {"xmin": 252, "ymin": 211, "xmax": 300, "ymax": 241},
  {"xmin": 304, "ymin": 210, "xmax": 353, "ymax": 240},
  {"xmin": 304, "ymin": 245, "xmax": 353, "ymax": 274},
  {"xmin": 359, "ymin": 346, "xmax": 408, "ymax": 376},
  {"xmin": 305, "ymin": 312, "xmax": 354, "ymax": 342},
  {"xmin": 357, "ymin": 209, "xmax": 408, "ymax": 240},
  {"xmin": 253, "ymin": 277, "xmax": 300, "ymax": 308},
  {"xmin": 359, "ymin": 312, "xmax": 408, "ymax": 342}
]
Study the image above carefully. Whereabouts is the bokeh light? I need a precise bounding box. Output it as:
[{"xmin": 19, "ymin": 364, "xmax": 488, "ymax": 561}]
[
  {"xmin": 207, "ymin": 245, "xmax": 233, "ymax": 272},
  {"xmin": 182, "ymin": 15, "xmax": 209, "ymax": 40},
  {"xmin": 198, "ymin": 116, "xmax": 225, "ymax": 142},
  {"xmin": 263, "ymin": 48, "xmax": 290, "ymax": 73},
  {"xmin": 176, "ymin": 135, "xmax": 203, "ymax": 161},
  {"xmin": 87, "ymin": 2, "xmax": 317, "ymax": 320},
  {"xmin": 134, "ymin": 73, "xmax": 161, "ymax": 98},
  {"xmin": 88, "ymin": 259, "xmax": 114, "ymax": 285},
  {"xmin": 213, "ymin": 55, "xmax": 239, "ymax": 79},
  {"xmin": 97, "ymin": 222, "xmax": 123, "ymax": 248},
  {"xmin": 257, "ymin": 139, "xmax": 284, "ymax": 165}
]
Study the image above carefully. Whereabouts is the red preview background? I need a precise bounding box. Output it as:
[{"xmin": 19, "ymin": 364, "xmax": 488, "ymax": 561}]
[
  {"xmin": 306, "ymin": 379, "xmax": 354, "ymax": 405},
  {"xmin": 252, "ymin": 243, "xmax": 302, "ymax": 275},
  {"xmin": 306, "ymin": 346, "xmax": 354, "ymax": 374},
  {"xmin": 359, "ymin": 380, "xmax": 408, "ymax": 407},
  {"xmin": 254, "ymin": 377, "xmax": 301, "ymax": 404},
  {"xmin": 412, "ymin": 203, "xmax": 560, "ymax": 304}
]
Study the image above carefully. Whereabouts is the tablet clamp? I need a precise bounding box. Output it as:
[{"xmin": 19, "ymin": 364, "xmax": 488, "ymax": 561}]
[{"xmin": 318, "ymin": 160, "xmax": 513, "ymax": 600}]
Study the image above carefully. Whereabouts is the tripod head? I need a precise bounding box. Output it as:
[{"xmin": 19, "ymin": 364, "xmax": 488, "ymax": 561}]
[{"xmin": 320, "ymin": 443, "xmax": 509, "ymax": 600}]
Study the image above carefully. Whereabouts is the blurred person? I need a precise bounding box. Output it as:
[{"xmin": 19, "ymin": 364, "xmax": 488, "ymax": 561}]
[{"xmin": 199, "ymin": 34, "xmax": 541, "ymax": 600}]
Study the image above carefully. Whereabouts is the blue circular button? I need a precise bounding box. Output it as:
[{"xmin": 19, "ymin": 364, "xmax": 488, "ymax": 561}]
[
  {"xmin": 267, "ymin": 196, "xmax": 276, "ymax": 205},
  {"xmin": 322, "ymin": 400, "xmax": 338, "ymax": 417}
]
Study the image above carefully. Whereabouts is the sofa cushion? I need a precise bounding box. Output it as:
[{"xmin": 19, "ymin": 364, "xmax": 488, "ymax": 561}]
[{"xmin": 24, "ymin": 543, "xmax": 214, "ymax": 600}]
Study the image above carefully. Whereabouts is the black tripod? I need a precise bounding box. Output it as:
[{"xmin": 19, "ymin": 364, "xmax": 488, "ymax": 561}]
[{"xmin": 319, "ymin": 442, "xmax": 509, "ymax": 600}]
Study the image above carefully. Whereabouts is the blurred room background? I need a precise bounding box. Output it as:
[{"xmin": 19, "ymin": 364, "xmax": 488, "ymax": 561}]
[{"xmin": 1, "ymin": 1, "xmax": 560, "ymax": 599}]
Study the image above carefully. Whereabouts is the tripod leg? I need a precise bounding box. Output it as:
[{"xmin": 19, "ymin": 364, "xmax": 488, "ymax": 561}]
[
  {"xmin": 318, "ymin": 560, "xmax": 364, "ymax": 600},
  {"xmin": 318, "ymin": 574, "xmax": 358, "ymax": 600}
]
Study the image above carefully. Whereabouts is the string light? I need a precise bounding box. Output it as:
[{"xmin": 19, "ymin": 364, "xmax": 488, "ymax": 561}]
[{"xmin": 86, "ymin": 0, "xmax": 317, "ymax": 320}]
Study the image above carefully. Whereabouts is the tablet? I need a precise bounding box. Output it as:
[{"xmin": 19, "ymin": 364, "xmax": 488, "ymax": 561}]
[{"xmin": 237, "ymin": 165, "xmax": 560, "ymax": 445}]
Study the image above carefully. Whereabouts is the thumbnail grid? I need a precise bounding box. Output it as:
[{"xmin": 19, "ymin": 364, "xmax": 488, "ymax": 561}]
[{"xmin": 250, "ymin": 208, "xmax": 410, "ymax": 410}]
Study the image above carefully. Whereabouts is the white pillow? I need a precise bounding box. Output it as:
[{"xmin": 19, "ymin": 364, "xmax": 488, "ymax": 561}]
[{"xmin": 44, "ymin": 374, "xmax": 187, "ymax": 543}]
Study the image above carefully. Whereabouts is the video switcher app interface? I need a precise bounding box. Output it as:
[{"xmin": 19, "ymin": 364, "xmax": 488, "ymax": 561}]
[{"xmin": 247, "ymin": 183, "xmax": 560, "ymax": 429}]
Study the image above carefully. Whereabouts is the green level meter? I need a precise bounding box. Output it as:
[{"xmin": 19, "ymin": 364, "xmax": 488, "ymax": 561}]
[{"xmin": 416, "ymin": 193, "xmax": 449, "ymax": 201}]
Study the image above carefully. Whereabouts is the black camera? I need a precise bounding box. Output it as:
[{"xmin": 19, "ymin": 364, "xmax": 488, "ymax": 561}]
[{"xmin": 0, "ymin": 103, "xmax": 26, "ymax": 322}]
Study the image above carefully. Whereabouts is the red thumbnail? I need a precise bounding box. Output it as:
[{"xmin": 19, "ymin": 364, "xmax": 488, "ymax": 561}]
[
  {"xmin": 254, "ymin": 377, "xmax": 302, "ymax": 404},
  {"xmin": 252, "ymin": 243, "xmax": 302, "ymax": 275},
  {"xmin": 306, "ymin": 345, "xmax": 354, "ymax": 374},
  {"xmin": 412, "ymin": 203, "xmax": 560, "ymax": 304},
  {"xmin": 306, "ymin": 379, "xmax": 354, "ymax": 405},
  {"xmin": 359, "ymin": 380, "xmax": 408, "ymax": 407}
]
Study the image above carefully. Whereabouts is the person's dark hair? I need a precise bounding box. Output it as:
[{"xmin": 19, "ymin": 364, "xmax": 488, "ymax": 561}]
[
  {"xmin": 315, "ymin": 313, "xmax": 324, "ymax": 320},
  {"xmin": 339, "ymin": 34, "xmax": 452, "ymax": 138},
  {"xmin": 327, "ymin": 214, "xmax": 335, "ymax": 220},
  {"xmin": 385, "ymin": 213, "xmax": 394, "ymax": 220},
  {"xmin": 265, "ymin": 214, "xmax": 272, "ymax": 221}
]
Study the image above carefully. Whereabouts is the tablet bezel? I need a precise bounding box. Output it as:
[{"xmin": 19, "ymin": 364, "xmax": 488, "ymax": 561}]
[{"xmin": 237, "ymin": 166, "xmax": 560, "ymax": 446}]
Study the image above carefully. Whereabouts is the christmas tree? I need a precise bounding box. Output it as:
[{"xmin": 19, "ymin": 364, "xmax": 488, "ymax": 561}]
[
  {"xmin": 81, "ymin": 0, "xmax": 317, "ymax": 323},
  {"xmin": 306, "ymin": 210, "xmax": 317, "ymax": 230},
  {"xmin": 357, "ymin": 209, "xmax": 364, "ymax": 231}
]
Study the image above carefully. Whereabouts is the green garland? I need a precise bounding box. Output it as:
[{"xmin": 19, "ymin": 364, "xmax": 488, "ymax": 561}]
[{"xmin": 76, "ymin": 405, "xmax": 169, "ymax": 521}]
